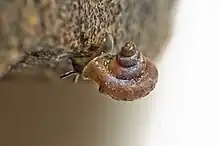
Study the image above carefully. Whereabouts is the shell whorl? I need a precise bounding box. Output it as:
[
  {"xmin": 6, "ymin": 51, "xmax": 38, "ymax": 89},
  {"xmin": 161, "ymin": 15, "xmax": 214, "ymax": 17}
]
[
  {"xmin": 110, "ymin": 42, "xmax": 144, "ymax": 80},
  {"xmin": 116, "ymin": 42, "xmax": 139, "ymax": 67}
]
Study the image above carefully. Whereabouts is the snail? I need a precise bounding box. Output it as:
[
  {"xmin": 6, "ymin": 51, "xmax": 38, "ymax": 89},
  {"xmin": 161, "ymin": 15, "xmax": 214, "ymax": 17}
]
[{"xmin": 82, "ymin": 42, "xmax": 158, "ymax": 101}]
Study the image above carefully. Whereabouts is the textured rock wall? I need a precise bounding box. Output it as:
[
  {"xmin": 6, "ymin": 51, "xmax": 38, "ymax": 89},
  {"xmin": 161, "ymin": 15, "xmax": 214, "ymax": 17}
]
[{"xmin": 0, "ymin": 0, "xmax": 177, "ymax": 80}]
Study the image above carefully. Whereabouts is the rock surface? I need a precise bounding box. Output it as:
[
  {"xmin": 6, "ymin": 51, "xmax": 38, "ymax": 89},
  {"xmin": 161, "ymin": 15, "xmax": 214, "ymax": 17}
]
[{"xmin": 0, "ymin": 0, "xmax": 176, "ymax": 80}]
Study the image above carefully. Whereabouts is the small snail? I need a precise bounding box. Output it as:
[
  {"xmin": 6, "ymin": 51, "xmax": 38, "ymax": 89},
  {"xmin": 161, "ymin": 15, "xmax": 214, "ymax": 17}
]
[{"xmin": 82, "ymin": 42, "xmax": 158, "ymax": 101}]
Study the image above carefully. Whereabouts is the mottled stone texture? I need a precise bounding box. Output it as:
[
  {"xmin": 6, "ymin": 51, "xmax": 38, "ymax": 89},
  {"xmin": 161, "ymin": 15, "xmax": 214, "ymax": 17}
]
[{"xmin": 0, "ymin": 0, "xmax": 177, "ymax": 79}]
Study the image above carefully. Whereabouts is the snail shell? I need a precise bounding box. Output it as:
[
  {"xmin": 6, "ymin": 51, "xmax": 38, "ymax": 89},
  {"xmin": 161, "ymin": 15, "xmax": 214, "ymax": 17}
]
[{"xmin": 82, "ymin": 42, "xmax": 158, "ymax": 101}]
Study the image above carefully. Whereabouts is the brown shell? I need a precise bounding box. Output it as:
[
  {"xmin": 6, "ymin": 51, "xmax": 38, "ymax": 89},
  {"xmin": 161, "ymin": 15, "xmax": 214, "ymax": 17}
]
[{"xmin": 82, "ymin": 52, "xmax": 158, "ymax": 101}]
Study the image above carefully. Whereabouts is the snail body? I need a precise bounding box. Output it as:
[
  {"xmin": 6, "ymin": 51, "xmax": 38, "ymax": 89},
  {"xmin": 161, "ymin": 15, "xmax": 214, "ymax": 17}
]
[
  {"xmin": 82, "ymin": 42, "xmax": 158, "ymax": 101},
  {"xmin": 59, "ymin": 33, "xmax": 114, "ymax": 82}
]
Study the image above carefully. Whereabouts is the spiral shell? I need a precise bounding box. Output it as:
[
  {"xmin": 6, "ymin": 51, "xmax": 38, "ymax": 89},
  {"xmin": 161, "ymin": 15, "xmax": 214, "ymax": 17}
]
[{"xmin": 82, "ymin": 42, "xmax": 158, "ymax": 101}]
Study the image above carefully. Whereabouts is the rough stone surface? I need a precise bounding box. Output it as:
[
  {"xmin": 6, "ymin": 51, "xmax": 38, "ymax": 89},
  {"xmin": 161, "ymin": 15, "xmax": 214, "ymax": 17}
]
[{"xmin": 0, "ymin": 0, "xmax": 177, "ymax": 80}]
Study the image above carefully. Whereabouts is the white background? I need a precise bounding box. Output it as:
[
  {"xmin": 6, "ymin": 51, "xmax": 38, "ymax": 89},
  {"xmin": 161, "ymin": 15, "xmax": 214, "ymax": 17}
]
[{"xmin": 147, "ymin": 0, "xmax": 220, "ymax": 145}]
